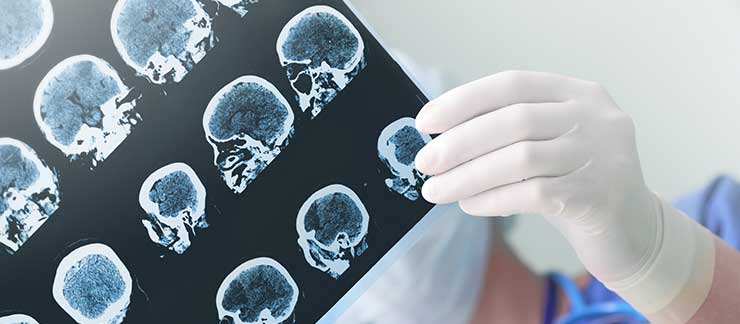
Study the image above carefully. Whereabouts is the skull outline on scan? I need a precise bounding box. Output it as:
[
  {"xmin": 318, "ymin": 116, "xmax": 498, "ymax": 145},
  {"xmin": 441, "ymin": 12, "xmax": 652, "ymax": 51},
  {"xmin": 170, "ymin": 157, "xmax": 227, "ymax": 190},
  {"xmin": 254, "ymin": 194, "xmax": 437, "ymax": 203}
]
[
  {"xmin": 111, "ymin": 0, "xmax": 215, "ymax": 84},
  {"xmin": 52, "ymin": 243, "xmax": 133, "ymax": 324},
  {"xmin": 138, "ymin": 162, "xmax": 208, "ymax": 254},
  {"xmin": 0, "ymin": 138, "xmax": 60, "ymax": 255},
  {"xmin": 33, "ymin": 55, "xmax": 141, "ymax": 169},
  {"xmin": 276, "ymin": 5, "xmax": 366, "ymax": 119},
  {"xmin": 296, "ymin": 184, "xmax": 369, "ymax": 279},
  {"xmin": 0, "ymin": 0, "xmax": 54, "ymax": 70},
  {"xmin": 0, "ymin": 314, "xmax": 40, "ymax": 324},
  {"xmin": 216, "ymin": 257, "xmax": 299, "ymax": 324},
  {"xmin": 203, "ymin": 76, "xmax": 295, "ymax": 194},
  {"xmin": 377, "ymin": 117, "xmax": 431, "ymax": 201}
]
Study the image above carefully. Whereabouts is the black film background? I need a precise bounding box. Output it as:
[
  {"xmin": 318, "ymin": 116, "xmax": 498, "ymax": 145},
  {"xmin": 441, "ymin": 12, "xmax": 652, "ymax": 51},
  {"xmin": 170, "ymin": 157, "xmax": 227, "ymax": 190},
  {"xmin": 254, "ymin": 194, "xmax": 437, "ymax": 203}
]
[{"xmin": 0, "ymin": 0, "xmax": 433, "ymax": 322}]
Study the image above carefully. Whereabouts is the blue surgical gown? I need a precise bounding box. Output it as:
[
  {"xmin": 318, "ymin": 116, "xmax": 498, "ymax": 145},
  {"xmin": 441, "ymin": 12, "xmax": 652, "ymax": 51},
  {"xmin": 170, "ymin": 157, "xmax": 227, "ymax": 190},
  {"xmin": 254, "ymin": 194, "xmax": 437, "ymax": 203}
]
[{"xmin": 582, "ymin": 175, "xmax": 740, "ymax": 308}]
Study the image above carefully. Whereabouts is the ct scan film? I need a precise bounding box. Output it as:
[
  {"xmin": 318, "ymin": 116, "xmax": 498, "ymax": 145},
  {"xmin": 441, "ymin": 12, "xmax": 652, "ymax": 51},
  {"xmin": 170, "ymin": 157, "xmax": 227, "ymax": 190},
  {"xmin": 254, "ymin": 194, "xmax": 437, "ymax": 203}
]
[{"xmin": 0, "ymin": 0, "xmax": 437, "ymax": 323}]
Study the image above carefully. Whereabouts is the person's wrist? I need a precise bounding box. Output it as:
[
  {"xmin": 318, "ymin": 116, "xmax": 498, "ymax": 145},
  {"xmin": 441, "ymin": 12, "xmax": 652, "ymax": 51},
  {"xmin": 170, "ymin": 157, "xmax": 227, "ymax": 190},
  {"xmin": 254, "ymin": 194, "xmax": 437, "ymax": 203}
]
[
  {"xmin": 567, "ymin": 186, "xmax": 661, "ymax": 285},
  {"xmin": 606, "ymin": 194, "xmax": 715, "ymax": 323}
]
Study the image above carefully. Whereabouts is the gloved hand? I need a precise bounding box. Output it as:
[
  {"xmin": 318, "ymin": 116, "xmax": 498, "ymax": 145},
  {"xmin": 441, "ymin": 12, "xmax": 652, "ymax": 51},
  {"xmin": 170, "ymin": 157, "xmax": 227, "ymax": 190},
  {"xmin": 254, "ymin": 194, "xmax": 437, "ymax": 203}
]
[{"xmin": 414, "ymin": 71, "xmax": 715, "ymax": 323}]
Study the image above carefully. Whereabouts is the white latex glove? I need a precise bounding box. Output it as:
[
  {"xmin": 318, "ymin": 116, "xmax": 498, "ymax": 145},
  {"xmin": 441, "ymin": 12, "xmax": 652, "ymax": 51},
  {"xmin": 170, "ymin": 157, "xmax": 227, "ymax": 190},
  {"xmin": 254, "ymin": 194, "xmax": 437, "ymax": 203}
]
[{"xmin": 414, "ymin": 71, "xmax": 715, "ymax": 323}]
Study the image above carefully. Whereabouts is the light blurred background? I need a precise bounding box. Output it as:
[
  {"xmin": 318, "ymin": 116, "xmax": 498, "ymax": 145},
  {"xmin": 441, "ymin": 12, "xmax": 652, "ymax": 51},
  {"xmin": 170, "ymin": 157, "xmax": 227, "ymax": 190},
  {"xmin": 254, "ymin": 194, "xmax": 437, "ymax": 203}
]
[{"xmin": 351, "ymin": 0, "xmax": 740, "ymax": 274}]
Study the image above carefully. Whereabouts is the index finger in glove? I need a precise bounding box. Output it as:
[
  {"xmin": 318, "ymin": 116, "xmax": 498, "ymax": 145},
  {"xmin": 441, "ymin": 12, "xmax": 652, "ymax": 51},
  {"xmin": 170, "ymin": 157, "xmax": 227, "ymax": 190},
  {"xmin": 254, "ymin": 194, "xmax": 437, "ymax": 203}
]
[{"xmin": 415, "ymin": 70, "xmax": 584, "ymax": 134}]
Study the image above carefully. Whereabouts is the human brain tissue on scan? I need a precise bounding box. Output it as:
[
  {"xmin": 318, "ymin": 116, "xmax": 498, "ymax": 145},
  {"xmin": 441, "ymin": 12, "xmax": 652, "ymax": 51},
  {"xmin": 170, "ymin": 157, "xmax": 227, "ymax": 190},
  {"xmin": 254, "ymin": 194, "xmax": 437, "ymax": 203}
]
[
  {"xmin": 53, "ymin": 244, "xmax": 133, "ymax": 324},
  {"xmin": 216, "ymin": 0, "xmax": 256, "ymax": 17},
  {"xmin": 139, "ymin": 162, "xmax": 207, "ymax": 254},
  {"xmin": 33, "ymin": 55, "xmax": 141, "ymax": 169},
  {"xmin": 297, "ymin": 184, "xmax": 369, "ymax": 279},
  {"xmin": 204, "ymin": 76, "xmax": 294, "ymax": 194},
  {"xmin": 0, "ymin": 0, "xmax": 53, "ymax": 70},
  {"xmin": 0, "ymin": 314, "xmax": 40, "ymax": 324},
  {"xmin": 216, "ymin": 257, "xmax": 299, "ymax": 324},
  {"xmin": 0, "ymin": 138, "xmax": 60, "ymax": 255},
  {"xmin": 378, "ymin": 117, "xmax": 431, "ymax": 201},
  {"xmin": 111, "ymin": 0, "xmax": 215, "ymax": 84},
  {"xmin": 277, "ymin": 5, "xmax": 366, "ymax": 119}
]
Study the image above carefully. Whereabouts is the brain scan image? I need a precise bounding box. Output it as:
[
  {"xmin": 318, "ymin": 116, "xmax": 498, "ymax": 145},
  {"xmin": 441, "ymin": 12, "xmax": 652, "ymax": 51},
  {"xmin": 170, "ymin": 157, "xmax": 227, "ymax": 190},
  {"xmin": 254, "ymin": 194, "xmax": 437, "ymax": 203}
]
[
  {"xmin": 378, "ymin": 117, "xmax": 432, "ymax": 201},
  {"xmin": 0, "ymin": 314, "xmax": 39, "ymax": 324},
  {"xmin": 33, "ymin": 55, "xmax": 141, "ymax": 169},
  {"xmin": 296, "ymin": 184, "xmax": 369, "ymax": 279},
  {"xmin": 138, "ymin": 162, "xmax": 207, "ymax": 254},
  {"xmin": 276, "ymin": 5, "xmax": 366, "ymax": 119},
  {"xmin": 0, "ymin": 0, "xmax": 53, "ymax": 70},
  {"xmin": 0, "ymin": 138, "xmax": 60, "ymax": 255},
  {"xmin": 216, "ymin": 257, "xmax": 299, "ymax": 324},
  {"xmin": 215, "ymin": 0, "xmax": 255, "ymax": 18},
  {"xmin": 52, "ymin": 243, "xmax": 133, "ymax": 324},
  {"xmin": 111, "ymin": 0, "xmax": 215, "ymax": 84},
  {"xmin": 203, "ymin": 76, "xmax": 294, "ymax": 194}
]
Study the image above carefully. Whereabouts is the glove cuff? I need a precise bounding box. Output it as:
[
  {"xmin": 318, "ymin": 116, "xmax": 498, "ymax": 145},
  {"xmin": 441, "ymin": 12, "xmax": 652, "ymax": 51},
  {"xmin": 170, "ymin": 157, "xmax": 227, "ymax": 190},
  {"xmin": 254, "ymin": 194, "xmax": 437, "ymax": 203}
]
[{"xmin": 606, "ymin": 193, "xmax": 715, "ymax": 324}]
